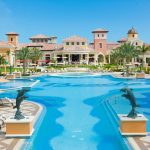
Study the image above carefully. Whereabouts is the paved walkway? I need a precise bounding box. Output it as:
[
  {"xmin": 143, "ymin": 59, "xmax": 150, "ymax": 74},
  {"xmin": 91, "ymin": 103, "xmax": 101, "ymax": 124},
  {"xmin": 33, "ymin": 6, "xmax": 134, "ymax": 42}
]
[
  {"xmin": 133, "ymin": 134, "xmax": 150, "ymax": 150},
  {"xmin": 0, "ymin": 100, "xmax": 41, "ymax": 150}
]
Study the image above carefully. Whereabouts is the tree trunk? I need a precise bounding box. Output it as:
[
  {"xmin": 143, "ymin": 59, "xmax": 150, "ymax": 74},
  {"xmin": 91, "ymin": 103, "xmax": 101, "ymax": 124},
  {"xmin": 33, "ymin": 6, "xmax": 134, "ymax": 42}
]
[
  {"xmin": 23, "ymin": 61, "xmax": 26, "ymax": 75},
  {"xmin": 123, "ymin": 58, "xmax": 126, "ymax": 66},
  {"xmin": 142, "ymin": 54, "xmax": 145, "ymax": 68},
  {"xmin": 3, "ymin": 64, "xmax": 7, "ymax": 75}
]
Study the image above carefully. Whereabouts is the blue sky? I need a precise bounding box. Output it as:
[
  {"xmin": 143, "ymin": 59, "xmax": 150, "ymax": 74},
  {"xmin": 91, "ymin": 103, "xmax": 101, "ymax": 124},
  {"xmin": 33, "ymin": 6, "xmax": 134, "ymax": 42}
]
[{"xmin": 0, "ymin": 0, "xmax": 150, "ymax": 43}]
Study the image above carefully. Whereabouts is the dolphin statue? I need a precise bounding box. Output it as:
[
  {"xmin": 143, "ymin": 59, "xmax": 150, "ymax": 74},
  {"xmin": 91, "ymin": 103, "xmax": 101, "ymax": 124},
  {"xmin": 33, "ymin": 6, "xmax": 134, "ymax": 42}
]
[
  {"xmin": 13, "ymin": 87, "xmax": 30, "ymax": 110},
  {"xmin": 13, "ymin": 87, "xmax": 30, "ymax": 120},
  {"xmin": 120, "ymin": 87, "xmax": 139, "ymax": 119}
]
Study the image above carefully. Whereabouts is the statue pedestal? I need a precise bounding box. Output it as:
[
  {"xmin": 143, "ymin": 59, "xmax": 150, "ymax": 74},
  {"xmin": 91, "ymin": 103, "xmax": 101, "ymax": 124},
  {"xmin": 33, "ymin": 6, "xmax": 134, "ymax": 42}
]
[
  {"xmin": 6, "ymin": 74, "xmax": 16, "ymax": 79},
  {"xmin": 136, "ymin": 73, "xmax": 145, "ymax": 78},
  {"xmin": 5, "ymin": 116, "xmax": 34, "ymax": 137},
  {"xmin": 13, "ymin": 72, "xmax": 21, "ymax": 78},
  {"xmin": 118, "ymin": 114, "xmax": 148, "ymax": 136}
]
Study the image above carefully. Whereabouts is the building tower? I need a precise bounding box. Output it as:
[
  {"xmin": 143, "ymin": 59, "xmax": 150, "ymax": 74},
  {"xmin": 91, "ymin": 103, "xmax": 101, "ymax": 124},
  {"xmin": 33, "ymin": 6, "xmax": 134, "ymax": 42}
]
[
  {"xmin": 127, "ymin": 27, "xmax": 138, "ymax": 40},
  {"xmin": 6, "ymin": 32, "xmax": 19, "ymax": 46},
  {"xmin": 92, "ymin": 28, "xmax": 109, "ymax": 55}
]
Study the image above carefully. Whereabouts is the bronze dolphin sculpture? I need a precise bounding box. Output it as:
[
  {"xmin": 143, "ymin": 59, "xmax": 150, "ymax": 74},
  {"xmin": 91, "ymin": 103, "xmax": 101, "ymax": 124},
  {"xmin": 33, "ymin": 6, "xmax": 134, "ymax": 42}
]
[
  {"xmin": 13, "ymin": 87, "xmax": 30, "ymax": 120},
  {"xmin": 120, "ymin": 87, "xmax": 139, "ymax": 119},
  {"xmin": 13, "ymin": 87, "xmax": 30, "ymax": 110}
]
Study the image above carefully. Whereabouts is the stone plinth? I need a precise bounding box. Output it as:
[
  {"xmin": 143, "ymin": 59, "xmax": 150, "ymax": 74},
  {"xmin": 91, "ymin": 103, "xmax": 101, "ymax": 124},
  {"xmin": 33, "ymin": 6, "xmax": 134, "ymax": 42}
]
[
  {"xmin": 6, "ymin": 74, "xmax": 16, "ymax": 79},
  {"xmin": 13, "ymin": 72, "xmax": 21, "ymax": 78},
  {"xmin": 136, "ymin": 73, "xmax": 145, "ymax": 78},
  {"xmin": 118, "ymin": 114, "xmax": 148, "ymax": 136},
  {"xmin": 5, "ymin": 116, "xmax": 34, "ymax": 137}
]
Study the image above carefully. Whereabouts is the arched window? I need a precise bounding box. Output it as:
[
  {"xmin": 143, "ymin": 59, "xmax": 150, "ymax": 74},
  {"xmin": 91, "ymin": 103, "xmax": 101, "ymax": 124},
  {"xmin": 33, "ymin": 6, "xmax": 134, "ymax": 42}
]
[{"xmin": 99, "ymin": 43, "xmax": 102, "ymax": 48}]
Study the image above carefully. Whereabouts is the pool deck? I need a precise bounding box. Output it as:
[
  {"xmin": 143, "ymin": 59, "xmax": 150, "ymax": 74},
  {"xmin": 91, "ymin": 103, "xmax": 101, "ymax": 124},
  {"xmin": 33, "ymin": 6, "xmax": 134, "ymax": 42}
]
[
  {"xmin": 0, "ymin": 100, "xmax": 43, "ymax": 150},
  {"xmin": 112, "ymin": 72, "xmax": 150, "ymax": 79},
  {"xmin": 128, "ymin": 134, "xmax": 150, "ymax": 150},
  {"xmin": 33, "ymin": 71, "xmax": 150, "ymax": 79}
]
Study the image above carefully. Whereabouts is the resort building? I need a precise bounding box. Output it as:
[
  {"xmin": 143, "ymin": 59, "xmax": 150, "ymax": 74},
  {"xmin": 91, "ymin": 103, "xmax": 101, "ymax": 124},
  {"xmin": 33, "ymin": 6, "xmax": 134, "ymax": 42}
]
[
  {"xmin": 0, "ymin": 32, "xmax": 17, "ymax": 66},
  {"xmin": 0, "ymin": 27, "xmax": 150, "ymax": 66}
]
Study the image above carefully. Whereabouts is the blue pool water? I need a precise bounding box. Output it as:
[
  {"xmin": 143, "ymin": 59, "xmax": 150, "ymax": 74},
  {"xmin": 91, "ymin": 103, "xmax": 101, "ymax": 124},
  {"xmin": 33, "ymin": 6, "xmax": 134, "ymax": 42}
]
[{"xmin": 0, "ymin": 74, "xmax": 150, "ymax": 150}]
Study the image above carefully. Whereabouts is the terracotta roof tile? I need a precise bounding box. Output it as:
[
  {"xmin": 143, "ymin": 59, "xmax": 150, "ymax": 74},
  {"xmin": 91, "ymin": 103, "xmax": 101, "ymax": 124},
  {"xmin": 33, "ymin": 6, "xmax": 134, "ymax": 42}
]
[
  {"xmin": 63, "ymin": 36, "xmax": 87, "ymax": 42},
  {"xmin": 17, "ymin": 43, "xmax": 28, "ymax": 49},
  {"xmin": 107, "ymin": 42, "xmax": 120, "ymax": 50},
  {"xmin": 17, "ymin": 43, "xmax": 63, "ymax": 51},
  {"xmin": 30, "ymin": 34, "xmax": 50, "ymax": 39},
  {"xmin": 41, "ymin": 43, "xmax": 57, "ymax": 50},
  {"xmin": 92, "ymin": 28, "xmax": 108, "ymax": 33},
  {"xmin": 6, "ymin": 32, "xmax": 19, "ymax": 35},
  {"xmin": 0, "ymin": 41, "xmax": 14, "ymax": 48},
  {"xmin": 117, "ymin": 37, "xmax": 127, "ymax": 43}
]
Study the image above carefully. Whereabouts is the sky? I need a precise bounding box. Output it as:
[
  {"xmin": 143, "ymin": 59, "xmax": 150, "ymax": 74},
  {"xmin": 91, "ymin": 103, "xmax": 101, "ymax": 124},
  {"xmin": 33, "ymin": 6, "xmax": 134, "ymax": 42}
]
[{"xmin": 0, "ymin": 0, "xmax": 150, "ymax": 43}]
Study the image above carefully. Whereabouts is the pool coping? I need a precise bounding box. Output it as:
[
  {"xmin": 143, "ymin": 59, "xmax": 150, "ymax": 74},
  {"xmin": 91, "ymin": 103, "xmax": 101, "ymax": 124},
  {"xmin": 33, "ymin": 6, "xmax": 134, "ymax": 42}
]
[{"xmin": 32, "ymin": 71, "xmax": 150, "ymax": 79}]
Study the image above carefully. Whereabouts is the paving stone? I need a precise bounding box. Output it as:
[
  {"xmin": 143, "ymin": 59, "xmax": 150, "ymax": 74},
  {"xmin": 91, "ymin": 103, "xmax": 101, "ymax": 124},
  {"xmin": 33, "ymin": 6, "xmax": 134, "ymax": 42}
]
[{"xmin": 0, "ymin": 100, "xmax": 39, "ymax": 150}]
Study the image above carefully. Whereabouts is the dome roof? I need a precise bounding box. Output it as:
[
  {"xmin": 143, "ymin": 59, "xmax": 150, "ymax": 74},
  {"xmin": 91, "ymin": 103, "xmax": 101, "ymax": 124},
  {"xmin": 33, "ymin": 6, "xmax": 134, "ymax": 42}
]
[{"xmin": 128, "ymin": 27, "xmax": 138, "ymax": 34}]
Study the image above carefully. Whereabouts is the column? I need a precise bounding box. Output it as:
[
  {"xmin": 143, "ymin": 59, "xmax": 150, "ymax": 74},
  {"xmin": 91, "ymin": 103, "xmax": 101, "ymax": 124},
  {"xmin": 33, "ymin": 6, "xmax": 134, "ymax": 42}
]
[
  {"xmin": 68, "ymin": 54, "xmax": 71, "ymax": 64},
  {"xmin": 62, "ymin": 54, "xmax": 64, "ymax": 64},
  {"xmin": 86, "ymin": 54, "xmax": 89, "ymax": 65},
  {"xmin": 80, "ymin": 54, "xmax": 83, "ymax": 64},
  {"xmin": 144, "ymin": 56, "xmax": 146, "ymax": 65},
  {"xmin": 108, "ymin": 55, "xmax": 111, "ymax": 64},
  {"xmin": 132, "ymin": 58, "xmax": 134, "ymax": 64},
  {"xmin": 104, "ymin": 55, "xmax": 106, "ymax": 64},
  {"xmin": 55, "ymin": 54, "xmax": 57, "ymax": 65},
  {"xmin": 94, "ymin": 54, "xmax": 98, "ymax": 65}
]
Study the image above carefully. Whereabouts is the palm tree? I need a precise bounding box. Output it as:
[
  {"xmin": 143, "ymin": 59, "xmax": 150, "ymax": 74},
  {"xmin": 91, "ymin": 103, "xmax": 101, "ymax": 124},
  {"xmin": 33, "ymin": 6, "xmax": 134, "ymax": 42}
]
[
  {"xmin": 119, "ymin": 43, "xmax": 139, "ymax": 76},
  {"xmin": 110, "ymin": 47, "xmax": 122, "ymax": 69},
  {"xmin": 6, "ymin": 50, "xmax": 12, "ymax": 74},
  {"xmin": 0, "ymin": 55, "xmax": 6, "ymax": 74},
  {"xmin": 119, "ymin": 43, "xmax": 139, "ymax": 64},
  {"xmin": 137, "ymin": 45, "xmax": 150, "ymax": 67},
  {"xmin": 30, "ymin": 48, "xmax": 42, "ymax": 71},
  {"xmin": 0, "ymin": 55, "xmax": 5, "ymax": 65},
  {"xmin": 17, "ymin": 47, "xmax": 31, "ymax": 75},
  {"xmin": 30, "ymin": 47, "xmax": 42, "ymax": 63}
]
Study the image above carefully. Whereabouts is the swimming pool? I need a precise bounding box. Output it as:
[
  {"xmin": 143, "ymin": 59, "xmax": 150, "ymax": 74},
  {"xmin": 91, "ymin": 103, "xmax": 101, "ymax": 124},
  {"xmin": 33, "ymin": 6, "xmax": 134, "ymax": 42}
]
[
  {"xmin": 0, "ymin": 75, "xmax": 150, "ymax": 150},
  {"xmin": 0, "ymin": 78, "xmax": 37, "ymax": 90}
]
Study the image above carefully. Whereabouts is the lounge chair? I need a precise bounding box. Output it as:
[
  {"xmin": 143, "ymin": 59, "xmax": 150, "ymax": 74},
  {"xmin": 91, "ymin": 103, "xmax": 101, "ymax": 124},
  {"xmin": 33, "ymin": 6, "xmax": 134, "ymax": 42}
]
[
  {"xmin": 0, "ymin": 115, "xmax": 6, "ymax": 129},
  {"xmin": 0, "ymin": 97, "xmax": 14, "ymax": 106}
]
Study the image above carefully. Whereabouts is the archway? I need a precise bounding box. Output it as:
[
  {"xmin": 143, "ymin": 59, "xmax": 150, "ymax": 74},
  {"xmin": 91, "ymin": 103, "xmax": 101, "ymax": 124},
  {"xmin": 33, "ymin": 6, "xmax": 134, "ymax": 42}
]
[{"xmin": 98, "ymin": 54, "xmax": 104, "ymax": 63}]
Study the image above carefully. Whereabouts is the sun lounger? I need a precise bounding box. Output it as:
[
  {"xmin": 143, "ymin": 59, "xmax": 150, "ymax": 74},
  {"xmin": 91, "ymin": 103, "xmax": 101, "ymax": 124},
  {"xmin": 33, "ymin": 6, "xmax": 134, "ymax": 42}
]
[
  {"xmin": 0, "ymin": 115, "xmax": 6, "ymax": 129},
  {"xmin": 0, "ymin": 97, "xmax": 14, "ymax": 106}
]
